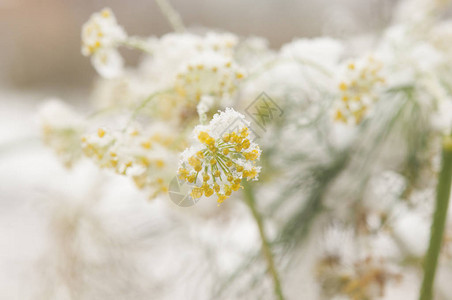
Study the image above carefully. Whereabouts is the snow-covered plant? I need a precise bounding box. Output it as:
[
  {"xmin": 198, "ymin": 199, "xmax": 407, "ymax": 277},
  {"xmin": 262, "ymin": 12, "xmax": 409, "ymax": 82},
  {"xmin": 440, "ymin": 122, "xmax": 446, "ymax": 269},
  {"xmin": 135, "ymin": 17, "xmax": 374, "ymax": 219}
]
[{"xmin": 37, "ymin": 0, "xmax": 452, "ymax": 299}]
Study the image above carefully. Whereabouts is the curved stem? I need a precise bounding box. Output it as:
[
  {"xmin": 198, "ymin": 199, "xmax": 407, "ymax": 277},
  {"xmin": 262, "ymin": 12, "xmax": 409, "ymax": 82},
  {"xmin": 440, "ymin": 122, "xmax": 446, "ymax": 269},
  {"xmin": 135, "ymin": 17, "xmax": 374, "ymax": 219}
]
[
  {"xmin": 419, "ymin": 134, "xmax": 452, "ymax": 300},
  {"xmin": 154, "ymin": 0, "xmax": 185, "ymax": 33},
  {"xmin": 123, "ymin": 88, "xmax": 174, "ymax": 130},
  {"xmin": 122, "ymin": 38, "xmax": 153, "ymax": 54},
  {"xmin": 242, "ymin": 181, "xmax": 285, "ymax": 300}
]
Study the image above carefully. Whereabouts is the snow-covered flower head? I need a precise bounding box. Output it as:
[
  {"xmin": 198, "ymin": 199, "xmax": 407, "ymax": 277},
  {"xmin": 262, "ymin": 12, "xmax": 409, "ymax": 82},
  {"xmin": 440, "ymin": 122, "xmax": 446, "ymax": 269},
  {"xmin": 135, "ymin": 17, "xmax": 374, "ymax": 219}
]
[
  {"xmin": 81, "ymin": 8, "xmax": 127, "ymax": 78},
  {"xmin": 175, "ymin": 51, "xmax": 245, "ymax": 103},
  {"xmin": 178, "ymin": 108, "xmax": 261, "ymax": 204},
  {"xmin": 81, "ymin": 124, "xmax": 180, "ymax": 199},
  {"xmin": 140, "ymin": 32, "xmax": 239, "ymax": 89},
  {"xmin": 333, "ymin": 55, "xmax": 386, "ymax": 125}
]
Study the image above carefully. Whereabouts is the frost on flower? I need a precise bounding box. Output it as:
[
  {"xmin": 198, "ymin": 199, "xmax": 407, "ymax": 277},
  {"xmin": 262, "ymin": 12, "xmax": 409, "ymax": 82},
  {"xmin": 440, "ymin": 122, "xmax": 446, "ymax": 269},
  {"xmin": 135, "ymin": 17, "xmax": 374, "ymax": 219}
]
[
  {"xmin": 81, "ymin": 8, "xmax": 127, "ymax": 78},
  {"xmin": 39, "ymin": 99, "xmax": 85, "ymax": 168},
  {"xmin": 333, "ymin": 56, "xmax": 386, "ymax": 125},
  {"xmin": 175, "ymin": 52, "xmax": 245, "ymax": 103},
  {"xmin": 137, "ymin": 32, "xmax": 243, "ymax": 105},
  {"xmin": 140, "ymin": 32, "xmax": 239, "ymax": 89},
  {"xmin": 81, "ymin": 124, "xmax": 180, "ymax": 199},
  {"xmin": 177, "ymin": 108, "xmax": 261, "ymax": 204},
  {"xmin": 196, "ymin": 95, "xmax": 215, "ymax": 124}
]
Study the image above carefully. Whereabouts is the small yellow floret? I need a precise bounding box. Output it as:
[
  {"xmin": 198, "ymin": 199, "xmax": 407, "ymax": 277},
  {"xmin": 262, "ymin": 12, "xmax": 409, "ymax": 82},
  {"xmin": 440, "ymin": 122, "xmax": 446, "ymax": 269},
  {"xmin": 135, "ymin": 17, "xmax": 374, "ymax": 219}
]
[
  {"xmin": 191, "ymin": 187, "xmax": 203, "ymax": 199},
  {"xmin": 339, "ymin": 82, "xmax": 347, "ymax": 91},
  {"xmin": 101, "ymin": 9, "xmax": 110, "ymax": 18},
  {"xmin": 244, "ymin": 150, "xmax": 259, "ymax": 161},
  {"xmin": 97, "ymin": 128, "xmax": 105, "ymax": 138}
]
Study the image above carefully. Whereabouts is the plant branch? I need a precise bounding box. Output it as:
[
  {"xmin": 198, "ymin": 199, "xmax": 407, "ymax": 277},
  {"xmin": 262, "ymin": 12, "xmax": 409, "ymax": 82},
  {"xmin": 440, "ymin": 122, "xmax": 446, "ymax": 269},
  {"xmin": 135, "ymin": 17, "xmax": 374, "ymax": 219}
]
[
  {"xmin": 154, "ymin": 0, "xmax": 185, "ymax": 33},
  {"xmin": 242, "ymin": 181, "xmax": 285, "ymax": 300},
  {"xmin": 419, "ymin": 133, "xmax": 452, "ymax": 300}
]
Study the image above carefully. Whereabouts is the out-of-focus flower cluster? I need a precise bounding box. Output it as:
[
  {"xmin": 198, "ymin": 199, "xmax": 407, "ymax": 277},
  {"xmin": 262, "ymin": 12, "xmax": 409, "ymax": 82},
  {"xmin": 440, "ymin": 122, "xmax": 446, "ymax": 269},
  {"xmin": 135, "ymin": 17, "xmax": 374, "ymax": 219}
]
[
  {"xmin": 81, "ymin": 124, "xmax": 181, "ymax": 199},
  {"xmin": 81, "ymin": 8, "xmax": 127, "ymax": 78},
  {"xmin": 334, "ymin": 56, "xmax": 386, "ymax": 125}
]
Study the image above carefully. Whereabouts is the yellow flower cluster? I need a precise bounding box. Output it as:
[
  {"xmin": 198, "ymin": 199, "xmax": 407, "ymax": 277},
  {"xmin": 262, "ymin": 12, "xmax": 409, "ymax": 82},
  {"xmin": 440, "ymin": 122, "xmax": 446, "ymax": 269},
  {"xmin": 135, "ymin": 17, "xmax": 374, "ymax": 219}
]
[
  {"xmin": 175, "ymin": 55, "xmax": 245, "ymax": 103},
  {"xmin": 334, "ymin": 56, "xmax": 385, "ymax": 125},
  {"xmin": 177, "ymin": 109, "xmax": 261, "ymax": 204},
  {"xmin": 82, "ymin": 126, "xmax": 178, "ymax": 199},
  {"xmin": 81, "ymin": 8, "xmax": 126, "ymax": 56}
]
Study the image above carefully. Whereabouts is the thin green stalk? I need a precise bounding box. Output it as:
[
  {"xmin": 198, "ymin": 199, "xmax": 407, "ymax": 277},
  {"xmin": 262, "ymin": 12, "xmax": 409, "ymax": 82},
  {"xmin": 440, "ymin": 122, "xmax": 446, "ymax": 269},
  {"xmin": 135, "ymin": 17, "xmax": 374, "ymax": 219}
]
[
  {"xmin": 154, "ymin": 0, "xmax": 185, "ymax": 33},
  {"xmin": 123, "ymin": 88, "xmax": 173, "ymax": 130},
  {"xmin": 122, "ymin": 38, "xmax": 153, "ymax": 54},
  {"xmin": 419, "ymin": 134, "xmax": 452, "ymax": 300},
  {"xmin": 242, "ymin": 181, "xmax": 285, "ymax": 300}
]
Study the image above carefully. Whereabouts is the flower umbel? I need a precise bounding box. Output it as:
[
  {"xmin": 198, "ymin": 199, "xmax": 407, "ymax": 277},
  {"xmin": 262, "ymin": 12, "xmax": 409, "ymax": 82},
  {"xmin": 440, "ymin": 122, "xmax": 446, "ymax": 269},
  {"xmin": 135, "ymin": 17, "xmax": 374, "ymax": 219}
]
[
  {"xmin": 178, "ymin": 108, "xmax": 261, "ymax": 204},
  {"xmin": 81, "ymin": 124, "xmax": 180, "ymax": 199},
  {"xmin": 175, "ymin": 52, "xmax": 245, "ymax": 102},
  {"xmin": 334, "ymin": 56, "xmax": 386, "ymax": 125},
  {"xmin": 81, "ymin": 8, "xmax": 127, "ymax": 78}
]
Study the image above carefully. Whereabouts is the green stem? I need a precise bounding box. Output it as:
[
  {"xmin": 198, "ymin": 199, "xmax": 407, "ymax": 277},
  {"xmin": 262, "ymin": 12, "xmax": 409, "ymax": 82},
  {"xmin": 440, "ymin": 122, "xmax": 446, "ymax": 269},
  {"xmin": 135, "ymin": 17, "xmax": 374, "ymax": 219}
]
[
  {"xmin": 242, "ymin": 181, "xmax": 285, "ymax": 300},
  {"xmin": 123, "ymin": 88, "xmax": 173, "ymax": 131},
  {"xmin": 154, "ymin": 0, "xmax": 185, "ymax": 33},
  {"xmin": 419, "ymin": 134, "xmax": 452, "ymax": 300},
  {"xmin": 122, "ymin": 38, "xmax": 152, "ymax": 54}
]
